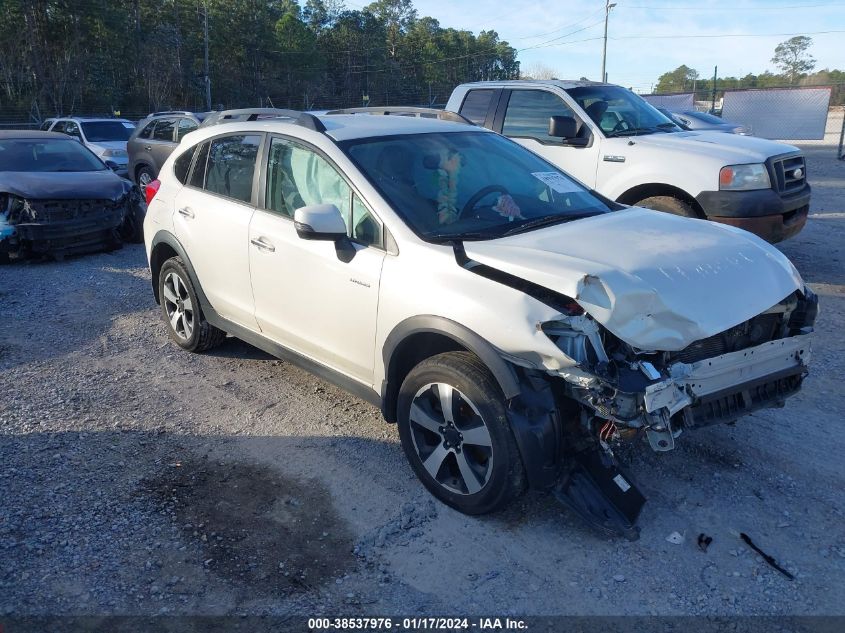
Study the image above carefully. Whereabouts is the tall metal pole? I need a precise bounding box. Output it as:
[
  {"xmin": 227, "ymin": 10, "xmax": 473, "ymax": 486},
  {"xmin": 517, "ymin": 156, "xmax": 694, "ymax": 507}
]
[
  {"xmin": 710, "ymin": 65, "xmax": 717, "ymax": 114},
  {"xmin": 600, "ymin": 1, "xmax": 616, "ymax": 82},
  {"xmin": 204, "ymin": 1, "xmax": 211, "ymax": 111}
]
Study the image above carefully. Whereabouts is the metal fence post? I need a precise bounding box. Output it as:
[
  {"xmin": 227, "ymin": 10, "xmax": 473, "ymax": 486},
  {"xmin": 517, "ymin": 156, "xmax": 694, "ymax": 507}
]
[{"xmin": 838, "ymin": 106, "xmax": 845, "ymax": 160}]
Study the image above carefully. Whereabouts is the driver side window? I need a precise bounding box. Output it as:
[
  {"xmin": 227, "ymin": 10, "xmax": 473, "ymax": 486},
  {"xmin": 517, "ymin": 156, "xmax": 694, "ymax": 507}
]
[
  {"xmin": 265, "ymin": 137, "xmax": 383, "ymax": 249},
  {"xmin": 502, "ymin": 90, "xmax": 577, "ymax": 143}
]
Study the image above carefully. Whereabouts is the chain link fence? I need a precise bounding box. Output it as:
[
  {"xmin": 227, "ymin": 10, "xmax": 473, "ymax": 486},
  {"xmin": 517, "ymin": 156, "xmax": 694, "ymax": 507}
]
[{"xmin": 642, "ymin": 84, "xmax": 845, "ymax": 159}]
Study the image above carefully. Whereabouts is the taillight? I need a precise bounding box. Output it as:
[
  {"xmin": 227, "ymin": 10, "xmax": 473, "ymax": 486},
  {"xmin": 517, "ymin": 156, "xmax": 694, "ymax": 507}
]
[{"xmin": 145, "ymin": 179, "xmax": 161, "ymax": 205}]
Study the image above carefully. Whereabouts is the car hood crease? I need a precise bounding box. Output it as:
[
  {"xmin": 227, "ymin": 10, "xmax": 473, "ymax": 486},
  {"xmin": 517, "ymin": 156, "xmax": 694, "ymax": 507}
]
[{"xmin": 463, "ymin": 208, "xmax": 803, "ymax": 351}]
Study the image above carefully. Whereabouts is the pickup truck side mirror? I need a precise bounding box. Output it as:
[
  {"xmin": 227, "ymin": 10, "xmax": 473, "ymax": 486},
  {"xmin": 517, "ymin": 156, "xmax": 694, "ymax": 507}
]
[
  {"xmin": 548, "ymin": 116, "xmax": 590, "ymax": 147},
  {"xmin": 294, "ymin": 204, "xmax": 347, "ymax": 241}
]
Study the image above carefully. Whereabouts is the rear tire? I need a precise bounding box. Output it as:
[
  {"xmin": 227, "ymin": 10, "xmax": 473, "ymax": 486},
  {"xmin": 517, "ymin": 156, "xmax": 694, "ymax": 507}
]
[
  {"xmin": 397, "ymin": 352, "xmax": 525, "ymax": 515},
  {"xmin": 634, "ymin": 195, "xmax": 700, "ymax": 218},
  {"xmin": 158, "ymin": 256, "xmax": 226, "ymax": 353}
]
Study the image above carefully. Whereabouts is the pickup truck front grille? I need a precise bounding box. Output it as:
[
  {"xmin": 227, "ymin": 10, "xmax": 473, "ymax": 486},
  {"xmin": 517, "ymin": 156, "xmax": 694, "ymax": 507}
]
[{"xmin": 771, "ymin": 154, "xmax": 806, "ymax": 194}]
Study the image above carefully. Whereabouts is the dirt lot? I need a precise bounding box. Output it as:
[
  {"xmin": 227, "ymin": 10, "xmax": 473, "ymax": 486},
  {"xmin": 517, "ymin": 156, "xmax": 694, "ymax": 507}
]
[{"xmin": 1, "ymin": 147, "xmax": 843, "ymax": 621}]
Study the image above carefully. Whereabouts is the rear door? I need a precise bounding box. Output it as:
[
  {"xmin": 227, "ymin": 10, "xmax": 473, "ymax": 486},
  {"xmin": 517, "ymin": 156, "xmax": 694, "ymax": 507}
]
[
  {"xmin": 248, "ymin": 135, "xmax": 386, "ymax": 383},
  {"xmin": 173, "ymin": 133, "xmax": 263, "ymax": 329},
  {"xmin": 494, "ymin": 89, "xmax": 601, "ymax": 188}
]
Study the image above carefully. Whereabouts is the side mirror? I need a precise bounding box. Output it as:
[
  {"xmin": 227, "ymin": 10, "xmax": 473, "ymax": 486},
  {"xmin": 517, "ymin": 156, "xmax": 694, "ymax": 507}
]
[
  {"xmin": 548, "ymin": 115, "xmax": 577, "ymax": 139},
  {"xmin": 294, "ymin": 204, "xmax": 347, "ymax": 241},
  {"xmin": 105, "ymin": 160, "xmax": 120, "ymax": 171},
  {"xmin": 548, "ymin": 115, "xmax": 590, "ymax": 147}
]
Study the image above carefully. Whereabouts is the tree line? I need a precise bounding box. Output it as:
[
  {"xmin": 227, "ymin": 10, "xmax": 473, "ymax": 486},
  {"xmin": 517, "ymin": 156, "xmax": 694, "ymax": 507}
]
[
  {"xmin": 651, "ymin": 37, "xmax": 844, "ymax": 105},
  {"xmin": 0, "ymin": 0, "xmax": 519, "ymax": 122}
]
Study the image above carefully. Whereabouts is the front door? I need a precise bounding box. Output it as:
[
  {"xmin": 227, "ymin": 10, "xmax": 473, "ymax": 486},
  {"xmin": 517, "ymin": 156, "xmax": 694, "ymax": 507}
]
[
  {"xmin": 248, "ymin": 136, "xmax": 386, "ymax": 383},
  {"xmin": 497, "ymin": 89, "xmax": 602, "ymax": 188}
]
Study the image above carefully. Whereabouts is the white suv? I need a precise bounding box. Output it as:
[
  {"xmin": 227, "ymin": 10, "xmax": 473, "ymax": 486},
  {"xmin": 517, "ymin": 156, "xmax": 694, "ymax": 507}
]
[{"xmin": 143, "ymin": 108, "xmax": 816, "ymax": 538}]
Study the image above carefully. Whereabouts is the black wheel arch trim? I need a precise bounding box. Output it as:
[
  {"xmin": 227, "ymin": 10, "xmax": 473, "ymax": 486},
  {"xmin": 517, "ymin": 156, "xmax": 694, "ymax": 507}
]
[{"xmin": 381, "ymin": 315, "xmax": 521, "ymax": 421}]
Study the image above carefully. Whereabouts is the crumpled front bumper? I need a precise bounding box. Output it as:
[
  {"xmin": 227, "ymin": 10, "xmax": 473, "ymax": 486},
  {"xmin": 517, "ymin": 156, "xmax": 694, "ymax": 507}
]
[{"xmin": 644, "ymin": 335, "xmax": 811, "ymax": 433}]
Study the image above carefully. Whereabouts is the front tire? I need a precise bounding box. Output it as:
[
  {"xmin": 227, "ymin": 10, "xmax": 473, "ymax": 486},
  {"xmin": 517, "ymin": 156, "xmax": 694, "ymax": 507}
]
[
  {"xmin": 634, "ymin": 195, "xmax": 700, "ymax": 218},
  {"xmin": 158, "ymin": 256, "xmax": 226, "ymax": 352},
  {"xmin": 397, "ymin": 352, "xmax": 525, "ymax": 515}
]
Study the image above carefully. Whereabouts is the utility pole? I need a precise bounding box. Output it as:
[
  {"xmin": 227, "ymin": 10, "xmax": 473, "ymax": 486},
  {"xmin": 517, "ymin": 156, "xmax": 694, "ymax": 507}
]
[
  {"xmin": 600, "ymin": 0, "xmax": 616, "ymax": 82},
  {"xmin": 710, "ymin": 65, "xmax": 717, "ymax": 114},
  {"xmin": 203, "ymin": 1, "xmax": 211, "ymax": 111}
]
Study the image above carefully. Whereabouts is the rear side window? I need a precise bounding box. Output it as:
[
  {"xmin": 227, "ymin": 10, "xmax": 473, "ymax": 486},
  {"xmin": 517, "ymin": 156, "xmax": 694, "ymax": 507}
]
[
  {"xmin": 138, "ymin": 122, "xmax": 154, "ymax": 139},
  {"xmin": 40, "ymin": 120, "xmax": 53, "ymax": 131},
  {"xmin": 189, "ymin": 141, "xmax": 210, "ymax": 188},
  {"xmin": 152, "ymin": 118, "xmax": 176, "ymax": 142},
  {"xmin": 173, "ymin": 147, "xmax": 195, "ymax": 184},
  {"xmin": 204, "ymin": 135, "xmax": 261, "ymax": 203},
  {"xmin": 502, "ymin": 90, "xmax": 576, "ymax": 142},
  {"xmin": 459, "ymin": 90, "xmax": 495, "ymax": 125},
  {"xmin": 177, "ymin": 118, "xmax": 198, "ymax": 141}
]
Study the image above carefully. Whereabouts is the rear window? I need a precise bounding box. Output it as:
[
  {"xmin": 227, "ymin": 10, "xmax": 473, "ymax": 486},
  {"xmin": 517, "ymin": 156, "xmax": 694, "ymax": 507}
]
[
  {"xmin": 203, "ymin": 135, "xmax": 261, "ymax": 203},
  {"xmin": 459, "ymin": 90, "xmax": 495, "ymax": 125},
  {"xmin": 81, "ymin": 121, "xmax": 133, "ymax": 142},
  {"xmin": 174, "ymin": 147, "xmax": 195, "ymax": 184},
  {"xmin": 138, "ymin": 122, "xmax": 154, "ymax": 139}
]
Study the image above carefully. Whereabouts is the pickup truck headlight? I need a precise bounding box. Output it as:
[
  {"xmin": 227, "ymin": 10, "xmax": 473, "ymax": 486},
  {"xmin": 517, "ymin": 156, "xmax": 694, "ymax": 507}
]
[
  {"xmin": 719, "ymin": 163, "xmax": 770, "ymax": 191},
  {"xmin": 102, "ymin": 149, "xmax": 127, "ymax": 158}
]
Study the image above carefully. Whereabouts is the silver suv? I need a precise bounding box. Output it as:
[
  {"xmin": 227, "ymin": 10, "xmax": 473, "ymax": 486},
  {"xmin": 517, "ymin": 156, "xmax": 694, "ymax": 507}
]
[{"xmin": 128, "ymin": 111, "xmax": 208, "ymax": 191}]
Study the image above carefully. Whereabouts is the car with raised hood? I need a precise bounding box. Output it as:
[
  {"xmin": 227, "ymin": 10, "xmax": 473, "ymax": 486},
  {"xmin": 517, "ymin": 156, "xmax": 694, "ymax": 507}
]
[
  {"xmin": 45, "ymin": 117, "xmax": 135, "ymax": 178},
  {"xmin": 658, "ymin": 108, "xmax": 752, "ymax": 136},
  {"xmin": 1, "ymin": 131, "xmax": 144, "ymax": 262},
  {"xmin": 447, "ymin": 81, "xmax": 809, "ymax": 243},
  {"xmin": 143, "ymin": 108, "xmax": 816, "ymax": 538}
]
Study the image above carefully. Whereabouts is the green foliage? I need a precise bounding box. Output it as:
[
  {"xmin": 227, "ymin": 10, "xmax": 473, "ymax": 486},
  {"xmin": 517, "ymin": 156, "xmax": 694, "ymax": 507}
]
[
  {"xmin": 654, "ymin": 65, "xmax": 699, "ymax": 93},
  {"xmin": 0, "ymin": 0, "xmax": 519, "ymax": 120},
  {"xmin": 771, "ymin": 36, "xmax": 816, "ymax": 84}
]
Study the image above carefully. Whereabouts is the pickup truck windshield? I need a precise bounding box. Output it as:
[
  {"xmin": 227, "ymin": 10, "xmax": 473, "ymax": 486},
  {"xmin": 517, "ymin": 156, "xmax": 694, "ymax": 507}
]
[
  {"xmin": 342, "ymin": 131, "xmax": 611, "ymax": 241},
  {"xmin": 567, "ymin": 85, "xmax": 681, "ymax": 137}
]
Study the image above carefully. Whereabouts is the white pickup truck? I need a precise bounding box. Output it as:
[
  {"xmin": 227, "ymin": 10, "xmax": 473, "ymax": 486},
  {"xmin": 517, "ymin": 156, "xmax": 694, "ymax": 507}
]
[{"xmin": 446, "ymin": 81, "xmax": 810, "ymax": 242}]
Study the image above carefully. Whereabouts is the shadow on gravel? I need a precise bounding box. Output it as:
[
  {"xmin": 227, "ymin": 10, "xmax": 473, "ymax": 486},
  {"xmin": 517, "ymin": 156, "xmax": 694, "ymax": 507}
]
[
  {"xmin": 138, "ymin": 457, "xmax": 355, "ymax": 595},
  {"xmin": 204, "ymin": 337, "xmax": 275, "ymax": 361}
]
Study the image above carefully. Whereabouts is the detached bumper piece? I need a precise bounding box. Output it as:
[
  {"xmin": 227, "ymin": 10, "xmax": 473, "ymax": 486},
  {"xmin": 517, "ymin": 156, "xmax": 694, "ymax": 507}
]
[{"xmin": 554, "ymin": 447, "xmax": 646, "ymax": 541}]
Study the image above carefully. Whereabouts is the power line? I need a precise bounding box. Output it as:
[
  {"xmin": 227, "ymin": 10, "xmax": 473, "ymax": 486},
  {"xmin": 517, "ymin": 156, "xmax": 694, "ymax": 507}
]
[{"xmin": 610, "ymin": 28, "xmax": 845, "ymax": 40}]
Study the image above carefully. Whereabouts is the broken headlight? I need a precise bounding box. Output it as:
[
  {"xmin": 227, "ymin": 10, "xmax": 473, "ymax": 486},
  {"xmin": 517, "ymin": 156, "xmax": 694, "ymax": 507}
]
[
  {"xmin": 1, "ymin": 194, "xmax": 27, "ymax": 223},
  {"xmin": 542, "ymin": 316, "xmax": 608, "ymax": 366}
]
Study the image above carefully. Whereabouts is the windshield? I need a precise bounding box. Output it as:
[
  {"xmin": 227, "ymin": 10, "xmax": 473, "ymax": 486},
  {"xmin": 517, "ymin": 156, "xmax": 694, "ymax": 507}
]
[
  {"xmin": 0, "ymin": 138, "xmax": 106, "ymax": 172},
  {"xmin": 567, "ymin": 86, "xmax": 681, "ymax": 137},
  {"xmin": 342, "ymin": 131, "xmax": 612, "ymax": 241},
  {"xmin": 81, "ymin": 121, "xmax": 133, "ymax": 142}
]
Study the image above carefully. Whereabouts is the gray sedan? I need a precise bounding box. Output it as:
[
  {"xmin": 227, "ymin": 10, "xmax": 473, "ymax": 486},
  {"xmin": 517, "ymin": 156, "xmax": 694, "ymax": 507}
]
[{"xmin": 658, "ymin": 108, "xmax": 751, "ymax": 135}]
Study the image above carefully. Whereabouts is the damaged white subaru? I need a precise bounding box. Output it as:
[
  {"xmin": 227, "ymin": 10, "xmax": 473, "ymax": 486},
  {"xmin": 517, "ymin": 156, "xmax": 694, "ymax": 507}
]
[{"xmin": 143, "ymin": 108, "xmax": 817, "ymax": 538}]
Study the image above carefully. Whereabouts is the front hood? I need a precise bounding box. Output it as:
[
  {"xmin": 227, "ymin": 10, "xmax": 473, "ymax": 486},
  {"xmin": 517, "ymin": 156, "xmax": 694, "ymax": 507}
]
[
  {"xmin": 0, "ymin": 170, "xmax": 129, "ymax": 200},
  {"xmin": 464, "ymin": 208, "xmax": 803, "ymax": 351},
  {"xmin": 624, "ymin": 130, "xmax": 799, "ymax": 164},
  {"xmin": 87, "ymin": 141, "xmax": 128, "ymax": 153}
]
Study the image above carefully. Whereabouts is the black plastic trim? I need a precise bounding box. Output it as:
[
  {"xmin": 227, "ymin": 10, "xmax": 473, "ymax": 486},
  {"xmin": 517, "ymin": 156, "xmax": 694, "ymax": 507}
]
[
  {"xmin": 381, "ymin": 315, "xmax": 521, "ymax": 421},
  {"xmin": 696, "ymin": 182, "xmax": 811, "ymax": 219}
]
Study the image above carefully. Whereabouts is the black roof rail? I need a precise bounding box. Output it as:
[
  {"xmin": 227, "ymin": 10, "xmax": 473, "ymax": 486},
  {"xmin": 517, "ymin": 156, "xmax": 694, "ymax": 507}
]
[
  {"xmin": 324, "ymin": 107, "xmax": 473, "ymax": 125},
  {"xmin": 199, "ymin": 108, "xmax": 326, "ymax": 133}
]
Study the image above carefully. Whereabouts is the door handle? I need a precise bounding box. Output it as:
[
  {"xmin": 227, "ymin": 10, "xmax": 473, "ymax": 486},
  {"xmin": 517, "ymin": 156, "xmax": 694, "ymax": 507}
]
[
  {"xmin": 250, "ymin": 237, "xmax": 275, "ymax": 252},
  {"xmin": 177, "ymin": 207, "xmax": 195, "ymax": 219},
  {"xmin": 144, "ymin": 145, "xmax": 152, "ymax": 151}
]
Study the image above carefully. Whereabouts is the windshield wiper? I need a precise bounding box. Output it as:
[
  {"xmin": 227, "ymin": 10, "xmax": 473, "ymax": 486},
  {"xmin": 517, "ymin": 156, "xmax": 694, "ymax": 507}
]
[
  {"xmin": 605, "ymin": 126, "xmax": 661, "ymax": 138},
  {"xmin": 426, "ymin": 230, "xmax": 502, "ymax": 243},
  {"xmin": 499, "ymin": 213, "xmax": 598, "ymax": 237}
]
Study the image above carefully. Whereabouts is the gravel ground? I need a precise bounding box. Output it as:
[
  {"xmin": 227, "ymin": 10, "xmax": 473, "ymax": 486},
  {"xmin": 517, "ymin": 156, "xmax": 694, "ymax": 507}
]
[{"xmin": 0, "ymin": 147, "xmax": 843, "ymax": 620}]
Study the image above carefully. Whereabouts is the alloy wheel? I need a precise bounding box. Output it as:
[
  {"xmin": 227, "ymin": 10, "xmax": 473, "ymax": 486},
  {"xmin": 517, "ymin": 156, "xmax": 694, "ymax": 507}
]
[
  {"xmin": 162, "ymin": 271, "xmax": 194, "ymax": 341},
  {"xmin": 408, "ymin": 382, "xmax": 494, "ymax": 495}
]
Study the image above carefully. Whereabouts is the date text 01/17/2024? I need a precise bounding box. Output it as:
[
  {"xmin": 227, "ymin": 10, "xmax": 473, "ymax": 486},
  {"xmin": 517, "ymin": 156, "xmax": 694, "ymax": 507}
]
[{"xmin": 307, "ymin": 617, "xmax": 528, "ymax": 630}]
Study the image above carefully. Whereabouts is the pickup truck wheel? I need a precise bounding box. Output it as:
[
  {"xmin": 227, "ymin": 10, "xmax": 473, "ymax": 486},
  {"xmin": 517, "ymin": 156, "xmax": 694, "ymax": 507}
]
[
  {"xmin": 397, "ymin": 352, "xmax": 525, "ymax": 515},
  {"xmin": 158, "ymin": 257, "xmax": 226, "ymax": 352},
  {"xmin": 634, "ymin": 195, "xmax": 699, "ymax": 218}
]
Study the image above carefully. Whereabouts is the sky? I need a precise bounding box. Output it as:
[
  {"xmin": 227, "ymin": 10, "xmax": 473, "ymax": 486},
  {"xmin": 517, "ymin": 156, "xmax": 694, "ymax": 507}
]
[{"xmin": 404, "ymin": 0, "xmax": 845, "ymax": 92}]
